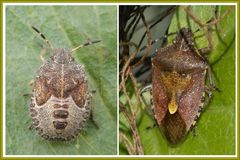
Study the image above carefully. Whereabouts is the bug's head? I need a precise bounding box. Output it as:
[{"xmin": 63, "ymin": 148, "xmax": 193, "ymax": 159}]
[
  {"xmin": 52, "ymin": 48, "xmax": 74, "ymax": 64},
  {"xmin": 174, "ymin": 28, "xmax": 195, "ymax": 47}
]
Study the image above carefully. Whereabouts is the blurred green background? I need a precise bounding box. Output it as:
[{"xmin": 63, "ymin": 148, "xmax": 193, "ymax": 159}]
[
  {"xmin": 119, "ymin": 5, "xmax": 236, "ymax": 155},
  {"xmin": 5, "ymin": 5, "xmax": 117, "ymax": 155}
]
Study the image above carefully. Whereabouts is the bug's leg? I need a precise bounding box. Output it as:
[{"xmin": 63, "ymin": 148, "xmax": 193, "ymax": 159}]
[
  {"xmin": 152, "ymin": 49, "xmax": 159, "ymax": 58},
  {"xmin": 199, "ymin": 66, "xmax": 220, "ymax": 114},
  {"xmin": 28, "ymin": 79, "xmax": 34, "ymax": 87},
  {"xmin": 39, "ymin": 48, "xmax": 48, "ymax": 62},
  {"xmin": 29, "ymin": 124, "xmax": 34, "ymax": 130},
  {"xmin": 184, "ymin": 5, "xmax": 233, "ymax": 56},
  {"xmin": 23, "ymin": 93, "xmax": 33, "ymax": 97},
  {"xmin": 204, "ymin": 66, "xmax": 221, "ymax": 105},
  {"xmin": 27, "ymin": 113, "xmax": 36, "ymax": 131},
  {"xmin": 90, "ymin": 110, "xmax": 99, "ymax": 129},
  {"xmin": 24, "ymin": 95, "xmax": 35, "ymax": 130},
  {"xmin": 207, "ymin": 65, "xmax": 220, "ymax": 92},
  {"xmin": 23, "ymin": 80, "xmax": 34, "ymax": 97},
  {"xmin": 183, "ymin": 5, "xmax": 213, "ymax": 54},
  {"xmin": 91, "ymin": 90, "xmax": 96, "ymax": 94},
  {"xmin": 192, "ymin": 126, "xmax": 197, "ymax": 137},
  {"xmin": 146, "ymin": 123, "xmax": 157, "ymax": 130},
  {"xmin": 190, "ymin": 67, "xmax": 218, "ymax": 135},
  {"xmin": 198, "ymin": 26, "xmax": 213, "ymax": 56},
  {"xmin": 204, "ymin": 86, "xmax": 213, "ymax": 105},
  {"xmin": 140, "ymin": 84, "xmax": 157, "ymax": 129},
  {"xmin": 140, "ymin": 84, "xmax": 152, "ymax": 113},
  {"xmin": 88, "ymin": 92, "xmax": 99, "ymax": 129},
  {"xmin": 139, "ymin": 29, "xmax": 176, "ymax": 57}
]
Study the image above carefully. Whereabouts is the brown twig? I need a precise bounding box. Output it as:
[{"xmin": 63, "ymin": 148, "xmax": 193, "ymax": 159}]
[
  {"xmin": 137, "ymin": 6, "xmax": 176, "ymax": 48},
  {"xmin": 129, "ymin": 71, "xmax": 141, "ymax": 114},
  {"xmin": 119, "ymin": 7, "xmax": 154, "ymax": 155},
  {"xmin": 119, "ymin": 102, "xmax": 144, "ymax": 155},
  {"xmin": 119, "ymin": 42, "xmax": 139, "ymax": 96},
  {"xmin": 183, "ymin": 5, "xmax": 233, "ymax": 54},
  {"xmin": 183, "ymin": 5, "xmax": 234, "ymax": 27},
  {"xmin": 119, "ymin": 132, "xmax": 135, "ymax": 155},
  {"xmin": 131, "ymin": 12, "xmax": 152, "ymax": 69}
]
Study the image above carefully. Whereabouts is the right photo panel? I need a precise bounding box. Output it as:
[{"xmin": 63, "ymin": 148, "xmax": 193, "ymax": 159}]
[{"xmin": 119, "ymin": 5, "xmax": 236, "ymax": 155}]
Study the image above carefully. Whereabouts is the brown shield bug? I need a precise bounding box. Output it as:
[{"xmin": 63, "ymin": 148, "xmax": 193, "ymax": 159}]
[
  {"xmin": 29, "ymin": 26, "xmax": 100, "ymax": 141},
  {"xmin": 141, "ymin": 27, "xmax": 217, "ymax": 145}
]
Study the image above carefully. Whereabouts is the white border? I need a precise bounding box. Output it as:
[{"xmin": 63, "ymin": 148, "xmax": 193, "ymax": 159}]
[
  {"xmin": 235, "ymin": 1, "xmax": 238, "ymax": 157},
  {"xmin": 2, "ymin": 2, "xmax": 238, "ymax": 158},
  {"xmin": 3, "ymin": 2, "xmax": 6, "ymax": 158},
  {"xmin": 117, "ymin": 5, "xmax": 120, "ymax": 156},
  {"xmin": 2, "ymin": 2, "xmax": 238, "ymax": 5}
]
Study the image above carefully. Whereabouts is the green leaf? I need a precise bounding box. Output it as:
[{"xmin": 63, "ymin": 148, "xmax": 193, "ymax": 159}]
[
  {"xmin": 6, "ymin": 5, "xmax": 117, "ymax": 155},
  {"xmin": 120, "ymin": 5, "xmax": 236, "ymax": 155}
]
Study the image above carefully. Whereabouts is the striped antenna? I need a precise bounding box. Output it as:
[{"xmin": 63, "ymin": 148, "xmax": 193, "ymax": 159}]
[
  {"xmin": 32, "ymin": 26, "xmax": 53, "ymax": 50},
  {"xmin": 71, "ymin": 40, "xmax": 101, "ymax": 53},
  {"xmin": 139, "ymin": 28, "xmax": 201, "ymax": 53},
  {"xmin": 139, "ymin": 31, "xmax": 177, "ymax": 52}
]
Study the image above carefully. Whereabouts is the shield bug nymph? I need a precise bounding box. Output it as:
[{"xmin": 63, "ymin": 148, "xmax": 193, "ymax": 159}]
[
  {"xmin": 142, "ymin": 27, "xmax": 216, "ymax": 145},
  {"xmin": 29, "ymin": 26, "xmax": 100, "ymax": 141}
]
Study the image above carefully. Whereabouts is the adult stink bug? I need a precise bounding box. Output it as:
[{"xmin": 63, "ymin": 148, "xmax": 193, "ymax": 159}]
[
  {"xmin": 29, "ymin": 26, "xmax": 100, "ymax": 141},
  {"xmin": 141, "ymin": 27, "xmax": 216, "ymax": 145}
]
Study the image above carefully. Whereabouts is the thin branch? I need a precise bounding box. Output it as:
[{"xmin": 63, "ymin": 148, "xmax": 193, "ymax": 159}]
[
  {"xmin": 119, "ymin": 102, "xmax": 144, "ymax": 155},
  {"xmin": 183, "ymin": 5, "xmax": 234, "ymax": 27},
  {"xmin": 137, "ymin": 6, "xmax": 176, "ymax": 48},
  {"xmin": 131, "ymin": 11, "xmax": 152, "ymax": 69},
  {"xmin": 119, "ymin": 132, "xmax": 135, "ymax": 155}
]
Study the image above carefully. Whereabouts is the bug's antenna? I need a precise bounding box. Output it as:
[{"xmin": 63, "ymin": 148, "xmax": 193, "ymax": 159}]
[
  {"xmin": 32, "ymin": 26, "xmax": 53, "ymax": 50},
  {"xmin": 71, "ymin": 40, "xmax": 101, "ymax": 53},
  {"xmin": 139, "ymin": 31, "xmax": 177, "ymax": 52}
]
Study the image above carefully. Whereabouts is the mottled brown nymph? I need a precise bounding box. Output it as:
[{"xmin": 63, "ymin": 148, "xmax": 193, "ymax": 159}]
[
  {"xmin": 30, "ymin": 26, "xmax": 100, "ymax": 141},
  {"xmin": 151, "ymin": 28, "xmax": 215, "ymax": 144}
]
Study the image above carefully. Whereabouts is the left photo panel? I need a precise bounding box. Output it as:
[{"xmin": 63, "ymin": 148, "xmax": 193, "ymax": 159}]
[{"xmin": 4, "ymin": 5, "xmax": 117, "ymax": 155}]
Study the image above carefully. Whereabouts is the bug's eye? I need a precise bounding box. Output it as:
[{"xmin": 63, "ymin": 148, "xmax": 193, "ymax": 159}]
[{"xmin": 51, "ymin": 56, "xmax": 57, "ymax": 61}]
